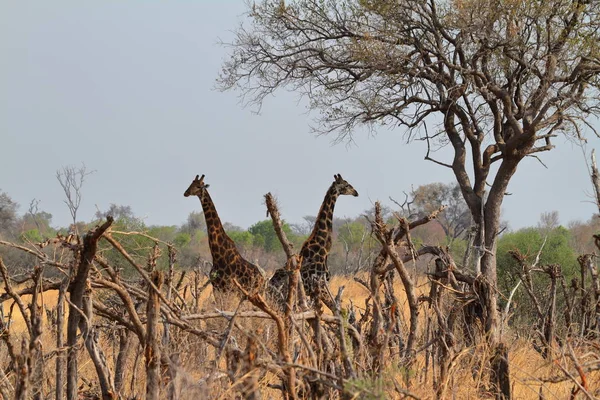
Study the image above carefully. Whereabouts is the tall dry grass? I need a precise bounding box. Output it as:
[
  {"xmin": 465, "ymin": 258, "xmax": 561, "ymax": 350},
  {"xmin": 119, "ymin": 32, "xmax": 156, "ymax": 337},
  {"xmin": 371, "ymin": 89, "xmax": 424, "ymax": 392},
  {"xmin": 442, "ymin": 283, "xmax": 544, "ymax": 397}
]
[{"xmin": 1, "ymin": 274, "xmax": 598, "ymax": 399}]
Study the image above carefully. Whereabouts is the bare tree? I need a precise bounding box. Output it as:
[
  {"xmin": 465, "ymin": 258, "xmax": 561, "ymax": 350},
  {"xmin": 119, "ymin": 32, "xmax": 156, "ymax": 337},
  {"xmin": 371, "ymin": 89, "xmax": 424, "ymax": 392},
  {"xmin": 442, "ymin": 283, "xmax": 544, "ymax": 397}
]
[
  {"xmin": 218, "ymin": 0, "xmax": 600, "ymax": 353},
  {"xmin": 95, "ymin": 204, "xmax": 135, "ymax": 221},
  {"xmin": 538, "ymin": 210, "xmax": 560, "ymax": 232},
  {"xmin": 56, "ymin": 164, "xmax": 94, "ymax": 232},
  {"xmin": 290, "ymin": 215, "xmax": 316, "ymax": 236},
  {"xmin": 411, "ymin": 182, "xmax": 472, "ymax": 243}
]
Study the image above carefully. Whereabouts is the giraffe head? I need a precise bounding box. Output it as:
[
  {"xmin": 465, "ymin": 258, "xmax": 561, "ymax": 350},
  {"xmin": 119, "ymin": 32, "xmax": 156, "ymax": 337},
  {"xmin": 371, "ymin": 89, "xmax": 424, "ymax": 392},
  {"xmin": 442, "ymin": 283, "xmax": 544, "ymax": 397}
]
[
  {"xmin": 183, "ymin": 174, "xmax": 210, "ymax": 198},
  {"xmin": 332, "ymin": 174, "xmax": 359, "ymax": 197}
]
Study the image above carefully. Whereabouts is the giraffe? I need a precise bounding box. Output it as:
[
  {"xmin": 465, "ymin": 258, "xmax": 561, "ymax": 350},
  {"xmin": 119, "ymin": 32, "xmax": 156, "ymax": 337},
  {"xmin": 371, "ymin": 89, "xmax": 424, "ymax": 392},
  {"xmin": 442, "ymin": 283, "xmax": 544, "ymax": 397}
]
[
  {"xmin": 268, "ymin": 174, "xmax": 358, "ymax": 309},
  {"xmin": 184, "ymin": 174, "xmax": 265, "ymax": 296}
]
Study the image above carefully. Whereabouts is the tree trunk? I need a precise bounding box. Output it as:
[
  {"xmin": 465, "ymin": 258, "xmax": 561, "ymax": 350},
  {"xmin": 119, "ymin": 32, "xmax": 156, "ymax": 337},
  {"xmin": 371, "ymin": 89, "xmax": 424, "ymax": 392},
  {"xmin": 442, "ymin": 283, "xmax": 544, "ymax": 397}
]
[
  {"xmin": 490, "ymin": 343, "xmax": 511, "ymax": 400},
  {"xmin": 29, "ymin": 266, "xmax": 44, "ymax": 400},
  {"xmin": 478, "ymin": 252, "xmax": 500, "ymax": 343},
  {"xmin": 472, "ymin": 156, "xmax": 521, "ymax": 343},
  {"xmin": 15, "ymin": 338, "xmax": 29, "ymax": 400},
  {"xmin": 55, "ymin": 279, "xmax": 68, "ymax": 400},
  {"xmin": 114, "ymin": 330, "xmax": 133, "ymax": 395},
  {"xmin": 80, "ymin": 283, "xmax": 116, "ymax": 399},
  {"xmin": 146, "ymin": 271, "xmax": 163, "ymax": 400},
  {"xmin": 163, "ymin": 246, "xmax": 176, "ymax": 348},
  {"xmin": 66, "ymin": 217, "xmax": 113, "ymax": 400},
  {"xmin": 542, "ymin": 265, "xmax": 560, "ymax": 359},
  {"xmin": 467, "ymin": 157, "xmax": 521, "ymax": 400}
]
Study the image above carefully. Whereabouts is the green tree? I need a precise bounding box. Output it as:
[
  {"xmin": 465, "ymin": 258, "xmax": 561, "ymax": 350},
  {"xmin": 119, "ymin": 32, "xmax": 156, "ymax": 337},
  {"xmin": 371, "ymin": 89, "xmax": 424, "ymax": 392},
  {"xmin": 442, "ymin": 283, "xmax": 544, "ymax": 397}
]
[
  {"xmin": 97, "ymin": 213, "xmax": 156, "ymax": 276},
  {"xmin": 174, "ymin": 232, "xmax": 192, "ymax": 248},
  {"xmin": 0, "ymin": 190, "xmax": 18, "ymax": 237},
  {"xmin": 227, "ymin": 230, "xmax": 254, "ymax": 250},
  {"xmin": 20, "ymin": 229, "xmax": 43, "ymax": 243},
  {"xmin": 21, "ymin": 210, "xmax": 54, "ymax": 237},
  {"xmin": 248, "ymin": 219, "xmax": 300, "ymax": 253},
  {"xmin": 497, "ymin": 226, "xmax": 578, "ymax": 283},
  {"xmin": 338, "ymin": 220, "xmax": 372, "ymax": 251},
  {"xmin": 148, "ymin": 225, "xmax": 178, "ymax": 243},
  {"xmin": 496, "ymin": 225, "xmax": 578, "ymax": 332}
]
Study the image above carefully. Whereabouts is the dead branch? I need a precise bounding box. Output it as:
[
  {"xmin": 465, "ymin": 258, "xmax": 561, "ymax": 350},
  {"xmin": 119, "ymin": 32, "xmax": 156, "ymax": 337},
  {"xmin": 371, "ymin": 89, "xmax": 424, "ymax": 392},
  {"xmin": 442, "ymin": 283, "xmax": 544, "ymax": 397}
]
[
  {"xmin": 0, "ymin": 239, "xmax": 67, "ymax": 270},
  {"xmin": 590, "ymin": 149, "xmax": 600, "ymax": 214},
  {"xmin": 91, "ymin": 273, "xmax": 146, "ymax": 342},
  {"xmin": 234, "ymin": 279, "xmax": 297, "ymax": 400},
  {"xmin": 66, "ymin": 217, "xmax": 113, "ymax": 400},
  {"xmin": 28, "ymin": 266, "xmax": 44, "ymax": 400},
  {"xmin": 370, "ymin": 202, "xmax": 419, "ymax": 360},
  {"xmin": 146, "ymin": 271, "xmax": 163, "ymax": 400},
  {"xmin": 54, "ymin": 276, "xmax": 68, "ymax": 400},
  {"xmin": 80, "ymin": 281, "xmax": 116, "ymax": 399},
  {"xmin": 0, "ymin": 258, "xmax": 32, "ymax": 335},
  {"xmin": 103, "ymin": 233, "xmax": 178, "ymax": 312},
  {"xmin": 264, "ymin": 193, "xmax": 295, "ymax": 259},
  {"xmin": 265, "ymin": 192, "xmax": 308, "ymax": 311}
]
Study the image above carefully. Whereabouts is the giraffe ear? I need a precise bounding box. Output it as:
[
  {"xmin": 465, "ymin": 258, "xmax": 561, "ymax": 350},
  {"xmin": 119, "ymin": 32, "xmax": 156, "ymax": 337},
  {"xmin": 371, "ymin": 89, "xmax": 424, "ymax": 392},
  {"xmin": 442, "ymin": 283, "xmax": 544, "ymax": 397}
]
[{"xmin": 204, "ymin": 184, "xmax": 210, "ymax": 189}]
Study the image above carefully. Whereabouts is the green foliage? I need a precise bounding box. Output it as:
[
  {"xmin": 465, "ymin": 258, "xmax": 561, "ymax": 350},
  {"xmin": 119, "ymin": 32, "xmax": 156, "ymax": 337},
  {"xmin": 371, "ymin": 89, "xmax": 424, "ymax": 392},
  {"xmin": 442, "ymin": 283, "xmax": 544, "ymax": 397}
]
[
  {"xmin": 227, "ymin": 230, "xmax": 254, "ymax": 249},
  {"xmin": 447, "ymin": 236, "xmax": 468, "ymax": 263},
  {"xmin": 0, "ymin": 190, "xmax": 19, "ymax": 236},
  {"xmin": 248, "ymin": 219, "xmax": 300, "ymax": 253},
  {"xmin": 98, "ymin": 214, "xmax": 166, "ymax": 277},
  {"xmin": 108, "ymin": 212, "xmax": 145, "ymax": 232},
  {"xmin": 21, "ymin": 211, "xmax": 53, "ymax": 234},
  {"xmin": 497, "ymin": 226, "xmax": 578, "ymax": 280},
  {"xmin": 174, "ymin": 232, "xmax": 192, "ymax": 248},
  {"xmin": 20, "ymin": 229, "xmax": 43, "ymax": 243},
  {"xmin": 338, "ymin": 221, "xmax": 373, "ymax": 251},
  {"xmin": 148, "ymin": 225, "xmax": 178, "ymax": 243},
  {"xmin": 99, "ymin": 234, "xmax": 158, "ymax": 277},
  {"xmin": 496, "ymin": 225, "xmax": 579, "ymax": 333}
]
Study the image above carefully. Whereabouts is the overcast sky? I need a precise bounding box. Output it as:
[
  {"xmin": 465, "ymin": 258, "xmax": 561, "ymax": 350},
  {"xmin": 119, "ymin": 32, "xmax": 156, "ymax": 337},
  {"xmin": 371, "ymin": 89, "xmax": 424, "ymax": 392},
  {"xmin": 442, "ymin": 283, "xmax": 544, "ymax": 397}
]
[{"xmin": 1, "ymin": 1, "xmax": 599, "ymax": 231}]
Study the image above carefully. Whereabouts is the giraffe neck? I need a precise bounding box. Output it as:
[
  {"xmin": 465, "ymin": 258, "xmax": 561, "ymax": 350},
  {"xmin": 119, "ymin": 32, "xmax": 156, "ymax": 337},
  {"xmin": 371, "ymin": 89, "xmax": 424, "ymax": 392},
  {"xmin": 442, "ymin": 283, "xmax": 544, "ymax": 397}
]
[
  {"xmin": 197, "ymin": 191, "xmax": 238, "ymax": 262},
  {"xmin": 307, "ymin": 184, "xmax": 339, "ymax": 249}
]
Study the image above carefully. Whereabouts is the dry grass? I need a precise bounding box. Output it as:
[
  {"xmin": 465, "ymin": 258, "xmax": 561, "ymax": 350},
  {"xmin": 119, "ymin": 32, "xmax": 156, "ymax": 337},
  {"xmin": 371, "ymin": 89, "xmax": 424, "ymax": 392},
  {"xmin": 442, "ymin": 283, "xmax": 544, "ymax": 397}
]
[
  {"xmin": 1, "ymin": 275, "xmax": 599, "ymax": 399},
  {"xmin": 329, "ymin": 275, "xmax": 600, "ymax": 399},
  {"xmin": 2, "ymin": 289, "xmax": 60, "ymax": 333}
]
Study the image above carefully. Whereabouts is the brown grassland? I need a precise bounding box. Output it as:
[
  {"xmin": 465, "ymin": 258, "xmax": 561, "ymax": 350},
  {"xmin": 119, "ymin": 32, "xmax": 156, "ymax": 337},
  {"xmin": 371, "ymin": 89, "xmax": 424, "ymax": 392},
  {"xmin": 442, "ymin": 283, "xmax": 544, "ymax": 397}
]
[{"xmin": 2, "ymin": 273, "xmax": 599, "ymax": 399}]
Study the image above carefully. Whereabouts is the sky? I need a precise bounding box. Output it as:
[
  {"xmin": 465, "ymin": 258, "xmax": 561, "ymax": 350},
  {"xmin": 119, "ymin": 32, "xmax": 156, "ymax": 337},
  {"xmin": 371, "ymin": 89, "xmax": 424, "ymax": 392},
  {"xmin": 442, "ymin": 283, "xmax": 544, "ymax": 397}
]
[{"xmin": 1, "ymin": 1, "xmax": 599, "ymax": 231}]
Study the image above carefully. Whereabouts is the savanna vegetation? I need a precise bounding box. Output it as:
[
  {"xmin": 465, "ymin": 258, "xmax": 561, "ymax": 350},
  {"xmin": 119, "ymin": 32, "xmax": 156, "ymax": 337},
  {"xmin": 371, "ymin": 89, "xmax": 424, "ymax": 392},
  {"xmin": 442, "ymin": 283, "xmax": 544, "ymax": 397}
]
[
  {"xmin": 3, "ymin": 0, "xmax": 600, "ymax": 398},
  {"xmin": 1, "ymin": 170, "xmax": 600, "ymax": 399}
]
